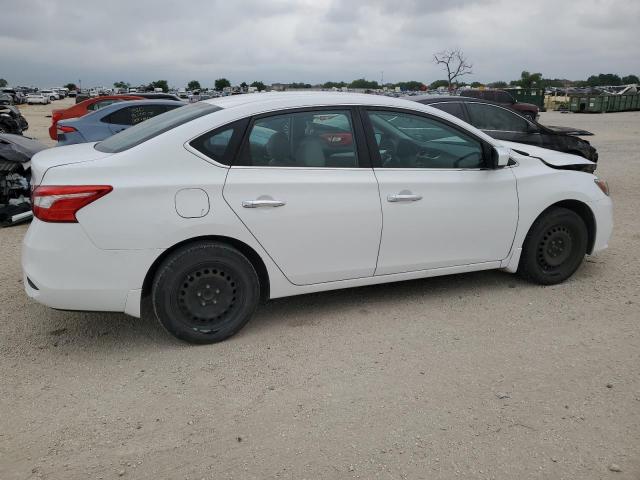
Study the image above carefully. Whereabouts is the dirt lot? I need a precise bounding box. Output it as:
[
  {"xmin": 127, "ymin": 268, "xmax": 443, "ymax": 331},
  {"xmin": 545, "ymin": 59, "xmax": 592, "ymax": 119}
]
[{"xmin": 1, "ymin": 101, "xmax": 639, "ymax": 479}]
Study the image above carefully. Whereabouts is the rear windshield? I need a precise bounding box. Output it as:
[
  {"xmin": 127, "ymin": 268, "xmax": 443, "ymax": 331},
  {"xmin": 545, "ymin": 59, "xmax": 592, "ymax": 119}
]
[{"xmin": 95, "ymin": 102, "xmax": 222, "ymax": 153}]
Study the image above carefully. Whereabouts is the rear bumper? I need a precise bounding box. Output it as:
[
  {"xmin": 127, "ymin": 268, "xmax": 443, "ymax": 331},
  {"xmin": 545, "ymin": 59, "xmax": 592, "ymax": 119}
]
[{"xmin": 22, "ymin": 219, "xmax": 163, "ymax": 316}]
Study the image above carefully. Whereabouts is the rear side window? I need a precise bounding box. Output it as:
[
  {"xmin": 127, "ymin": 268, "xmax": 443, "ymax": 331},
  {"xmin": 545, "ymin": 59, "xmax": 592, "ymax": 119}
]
[
  {"xmin": 95, "ymin": 102, "xmax": 221, "ymax": 153},
  {"xmin": 88, "ymin": 99, "xmax": 120, "ymax": 111},
  {"xmin": 495, "ymin": 91, "xmax": 514, "ymax": 104},
  {"xmin": 189, "ymin": 119, "xmax": 248, "ymax": 166},
  {"xmin": 102, "ymin": 104, "xmax": 176, "ymax": 126},
  {"xmin": 431, "ymin": 102, "xmax": 466, "ymax": 120},
  {"xmin": 467, "ymin": 103, "xmax": 529, "ymax": 132}
]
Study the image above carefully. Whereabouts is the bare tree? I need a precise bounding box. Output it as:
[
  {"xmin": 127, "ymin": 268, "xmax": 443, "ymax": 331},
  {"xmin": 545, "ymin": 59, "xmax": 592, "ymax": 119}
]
[{"xmin": 433, "ymin": 49, "xmax": 473, "ymax": 90}]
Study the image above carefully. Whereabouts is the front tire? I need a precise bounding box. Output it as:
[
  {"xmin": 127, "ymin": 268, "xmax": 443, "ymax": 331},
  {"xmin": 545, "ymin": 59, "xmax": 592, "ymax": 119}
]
[
  {"xmin": 518, "ymin": 207, "xmax": 588, "ymax": 285},
  {"xmin": 152, "ymin": 241, "xmax": 260, "ymax": 344}
]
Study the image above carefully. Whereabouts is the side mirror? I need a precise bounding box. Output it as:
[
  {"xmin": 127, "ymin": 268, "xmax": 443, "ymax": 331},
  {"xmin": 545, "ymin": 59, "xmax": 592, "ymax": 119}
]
[{"xmin": 492, "ymin": 145, "xmax": 511, "ymax": 168}]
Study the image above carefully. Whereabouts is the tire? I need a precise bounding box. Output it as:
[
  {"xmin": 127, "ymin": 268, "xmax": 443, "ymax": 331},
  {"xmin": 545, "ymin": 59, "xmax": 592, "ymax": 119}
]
[
  {"xmin": 152, "ymin": 241, "xmax": 260, "ymax": 344},
  {"xmin": 518, "ymin": 207, "xmax": 588, "ymax": 285}
]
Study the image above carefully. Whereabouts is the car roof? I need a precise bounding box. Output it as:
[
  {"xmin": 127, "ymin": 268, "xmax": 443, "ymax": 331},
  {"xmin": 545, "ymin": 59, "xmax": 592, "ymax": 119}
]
[{"xmin": 203, "ymin": 91, "xmax": 441, "ymax": 113}]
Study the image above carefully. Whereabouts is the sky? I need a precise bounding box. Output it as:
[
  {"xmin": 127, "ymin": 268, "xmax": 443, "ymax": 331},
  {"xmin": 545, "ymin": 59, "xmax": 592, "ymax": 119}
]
[{"xmin": 2, "ymin": 0, "xmax": 639, "ymax": 88}]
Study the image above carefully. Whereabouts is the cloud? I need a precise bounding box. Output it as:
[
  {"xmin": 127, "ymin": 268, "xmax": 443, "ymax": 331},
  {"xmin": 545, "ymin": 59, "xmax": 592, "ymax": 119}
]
[{"xmin": 1, "ymin": 0, "xmax": 638, "ymax": 88}]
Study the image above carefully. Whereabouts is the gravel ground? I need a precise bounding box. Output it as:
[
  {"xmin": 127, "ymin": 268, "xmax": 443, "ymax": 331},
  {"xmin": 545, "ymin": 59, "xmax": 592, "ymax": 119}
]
[{"xmin": 1, "ymin": 102, "xmax": 639, "ymax": 479}]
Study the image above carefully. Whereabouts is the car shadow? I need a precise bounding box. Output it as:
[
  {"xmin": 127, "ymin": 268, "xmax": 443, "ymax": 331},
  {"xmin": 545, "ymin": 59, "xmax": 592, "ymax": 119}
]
[{"xmin": 26, "ymin": 269, "xmax": 528, "ymax": 355}]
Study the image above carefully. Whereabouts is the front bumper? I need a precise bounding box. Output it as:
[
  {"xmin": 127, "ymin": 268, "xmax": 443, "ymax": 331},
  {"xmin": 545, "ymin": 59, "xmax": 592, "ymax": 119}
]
[
  {"xmin": 588, "ymin": 196, "xmax": 613, "ymax": 254},
  {"xmin": 22, "ymin": 219, "xmax": 163, "ymax": 315}
]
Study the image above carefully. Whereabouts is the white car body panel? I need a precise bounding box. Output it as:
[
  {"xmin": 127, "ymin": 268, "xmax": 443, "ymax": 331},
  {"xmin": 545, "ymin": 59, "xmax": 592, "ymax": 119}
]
[{"xmin": 21, "ymin": 92, "xmax": 613, "ymax": 318}]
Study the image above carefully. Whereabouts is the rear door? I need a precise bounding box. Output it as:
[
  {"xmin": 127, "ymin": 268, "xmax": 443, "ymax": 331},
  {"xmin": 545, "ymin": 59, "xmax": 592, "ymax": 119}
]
[
  {"xmin": 222, "ymin": 108, "xmax": 382, "ymax": 285},
  {"xmin": 465, "ymin": 102, "xmax": 542, "ymax": 146}
]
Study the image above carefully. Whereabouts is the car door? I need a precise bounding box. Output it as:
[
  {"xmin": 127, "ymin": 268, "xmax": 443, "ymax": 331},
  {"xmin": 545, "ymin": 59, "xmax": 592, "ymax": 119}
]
[
  {"xmin": 363, "ymin": 108, "xmax": 518, "ymax": 275},
  {"xmin": 465, "ymin": 102, "xmax": 542, "ymax": 146},
  {"xmin": 223, "ymin": 108, "xmax": 382, "ymax": 286}
]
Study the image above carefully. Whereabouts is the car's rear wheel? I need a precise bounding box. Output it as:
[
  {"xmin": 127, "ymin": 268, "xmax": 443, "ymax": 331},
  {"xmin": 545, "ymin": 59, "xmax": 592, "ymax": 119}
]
[
  {"xmin": 152, "ymin": 241, "xmax": 260, "ymax": 344},
  {"xmin": 518, "ymin": 207, "xmax": 588, "ymax": 285}
]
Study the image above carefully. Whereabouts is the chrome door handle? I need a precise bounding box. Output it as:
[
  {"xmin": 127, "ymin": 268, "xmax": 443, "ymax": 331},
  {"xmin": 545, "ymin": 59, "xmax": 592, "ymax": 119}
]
[
  {"xmin": 387, "ymin": 193, "xmax": 422, "ymax": 202},
  {"xmin": 242, "ymin": 199, "xmax": 286, "ymax": 208}
]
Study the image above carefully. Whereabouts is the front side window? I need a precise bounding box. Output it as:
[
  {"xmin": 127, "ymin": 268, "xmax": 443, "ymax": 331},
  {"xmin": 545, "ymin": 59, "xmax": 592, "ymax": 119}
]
[
  {"xmin": 95, "ymin": 102, "xmax": 220, "ymax": 153},
  {"xmin": 431, "ymin": 102, "xmax": 466, "ymax": 120},
  {"xmin": 466, "ymin": 103, "xmax": 529, "ymax": 132},
  {"xmin": 238, "ymin": 110, "xmax": 358, "ymax": 168},
  {"xmin": 367, "ymin": 110, "xmax": 484, "ymax": 169}
]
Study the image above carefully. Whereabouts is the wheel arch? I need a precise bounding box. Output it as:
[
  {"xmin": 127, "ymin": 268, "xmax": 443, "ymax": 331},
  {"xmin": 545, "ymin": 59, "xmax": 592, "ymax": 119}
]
[
  {"xmin": 529, "ymin": 199, "xmax": 596, "ymax": 254},
  {"xmin": 142, "ymin": 235, "xmax": 270, "ymax": 302}
]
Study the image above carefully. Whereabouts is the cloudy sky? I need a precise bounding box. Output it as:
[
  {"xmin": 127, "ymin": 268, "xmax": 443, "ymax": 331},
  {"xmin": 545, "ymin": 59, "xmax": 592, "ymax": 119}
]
[{"xmin": 2, "ymin": 0, "xmax": 638, "ymax": 88}]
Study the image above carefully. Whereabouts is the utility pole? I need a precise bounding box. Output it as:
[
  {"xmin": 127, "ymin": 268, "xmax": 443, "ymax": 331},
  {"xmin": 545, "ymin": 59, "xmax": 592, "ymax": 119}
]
[{"xmin": 381, "ymin": 71, "xmax": 384, "ymax": 86}]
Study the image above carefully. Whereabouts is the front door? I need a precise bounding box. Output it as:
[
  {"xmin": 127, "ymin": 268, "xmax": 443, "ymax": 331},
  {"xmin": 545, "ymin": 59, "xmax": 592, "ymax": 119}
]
[
  {"xmin": 223, "ymin": 108, "xmax": 382, "ymax": 285},
  {"xmin": 364, "ymin": 108, "xmax": 519, "ymax": 275}
]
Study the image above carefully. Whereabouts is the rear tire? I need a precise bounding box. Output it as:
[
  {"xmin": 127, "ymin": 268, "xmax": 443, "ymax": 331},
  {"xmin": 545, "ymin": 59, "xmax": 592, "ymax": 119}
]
[
  {"xmin": 518, "ymin": 207, "xmax": 588, "ymax": 285},
  {"xmin": 152, "ymin": 241, "xmax": 260, "ymax": 344}
]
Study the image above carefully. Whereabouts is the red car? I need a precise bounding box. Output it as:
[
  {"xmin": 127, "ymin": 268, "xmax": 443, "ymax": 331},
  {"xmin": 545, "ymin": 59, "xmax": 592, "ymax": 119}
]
[{"xmin": 49, "ymin": 95, "xmax": 144, "ymax": 140}]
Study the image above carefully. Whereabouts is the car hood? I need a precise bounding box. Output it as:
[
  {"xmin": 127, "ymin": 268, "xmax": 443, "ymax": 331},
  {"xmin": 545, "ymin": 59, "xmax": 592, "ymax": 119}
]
[
  {"xmin": 30, "ymin": 142, "xmax": 111, "ymax": 186},
  {"xmin": 544, "ymin": 125, "xmax": 594, "ymax": 136},
  {"xmin": 498, "ymin": 140, "xmax": 595, "ymax": 167}
]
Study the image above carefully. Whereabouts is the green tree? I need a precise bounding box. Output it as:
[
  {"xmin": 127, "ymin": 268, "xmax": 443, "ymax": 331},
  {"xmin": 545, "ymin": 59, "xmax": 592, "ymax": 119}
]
[
  {"xmin": 470, "ymin": 81, "xmax": 484, "ymax": 88},
  {"xmin": 187, "ymin": 80, "xmax": 201, "ymax": 91},
  {"xmin": 147, "ymin": 80, "xmax": 169, "ymax": 92},
  {"xmin": 395, "ymin": 80, "xmax": 426, "ymax": 91},
  {"xmin": 113, "ymin": 81, "xmax": 130, "ymax": 90},
  {"xmin": 250, "ymin": 81, "xmax": 266, "ymax": 91},
  {"xmin": 240, "ymin": 81, "xmax": 248, "ymax": 89},
  {"xmin": 0, "ymin": 78, "xmax": 8, "ymax": 88},
  {"xmin": 517, "ymin": 71, "xmax": 543, "ymax": 88},
  {"xmin": 64, "ymin": 83, "xmax": 78, "ymax": 91},
  {"xmin": 622, "ymin": 74, "xmax": 639, "ymax": 84},
  {"xmin": 349, "ymin": 78, "xmax": 379, "ymax": 89},
  {"xmin": 323, "ymin": 81, "xmax": 347, "ymax": 89},
  {"xmin": 586, "ymin": 73, "xmax": 621, "ymax": 87},
  {"xmin": 487, "ymin": 81, "xmax": 508, "ymax": 88},
  {"xmin": 215, "ymin": 78, "xmax": 231, "ymax": 91},
  {"xmin": 289, "ymin": 82, "xmax": 312, "ymax": 89},
  {"xmin": 430, "ymin": 79, "xmax": 450, "ymax": 89}
]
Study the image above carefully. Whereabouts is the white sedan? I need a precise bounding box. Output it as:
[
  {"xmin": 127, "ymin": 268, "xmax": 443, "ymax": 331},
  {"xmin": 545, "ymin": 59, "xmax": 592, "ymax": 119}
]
[
  {"xmin": 26, "ymin": 93, "xmax": 50, "ymax": 105},
  {"xmin": 22, "ymin": 93, "xmax": 612, "ymax": 344}
]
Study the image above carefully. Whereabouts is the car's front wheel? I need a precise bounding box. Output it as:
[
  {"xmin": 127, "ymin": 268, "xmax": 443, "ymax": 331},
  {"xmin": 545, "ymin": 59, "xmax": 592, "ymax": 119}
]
[
  {"xmin": 152, "ymin": 241, "xmax": 260, "ymax": 344},
  {"xmin": 518, "ymin": 207, "xmax": 588, "ymax": 285}
]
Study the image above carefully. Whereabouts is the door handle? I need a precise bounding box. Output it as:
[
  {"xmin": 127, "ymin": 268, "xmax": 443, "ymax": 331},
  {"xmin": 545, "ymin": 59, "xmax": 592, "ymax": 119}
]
[
  {"xmin": 242, "ymin": 199, "xmax": 286, "ymax": 208},
  {"xmin": 387, "ymin": 193, "xmax": 422, "ymax": 202}
]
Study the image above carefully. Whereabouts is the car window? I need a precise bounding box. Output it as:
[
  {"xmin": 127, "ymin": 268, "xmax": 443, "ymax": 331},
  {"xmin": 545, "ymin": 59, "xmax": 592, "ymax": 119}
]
[
  {"xmin": 88, "ymin": 99, "xmax": 120, "ymax": 111},
  {"xmin": 102, "ymin": 104, "xmax": 177, "ymax": 126},
  {"xmin": 238, "ymin": 110, "xmax": 358, "ymax": 168},
  {"xmin": 95, "ymin": 102, "xmax": 219, "ymax": 153},
  {"xmin": 367, "ymin": 110, "xmax": 484, "ymax": 169},
  {"xmin": 495, "ymin": 91, "xmax": 514, "ymax": 104},
  {"xmin": 431, "ymin": 102, "xmax": 465, "ymax": 120},
  {"xmin": 466, "ymin": 103, "xmax": 529, "ymax": 132},
  {"xmin": 189, "ymin": 119, "xmax": 247, "ymax": 166}
]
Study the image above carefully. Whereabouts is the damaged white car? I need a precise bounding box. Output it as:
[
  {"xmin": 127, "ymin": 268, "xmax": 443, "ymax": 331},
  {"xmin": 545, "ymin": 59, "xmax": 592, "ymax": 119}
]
[{"xmin": 22, "ymin": 93, "xmax": 612, "ymax": 344}]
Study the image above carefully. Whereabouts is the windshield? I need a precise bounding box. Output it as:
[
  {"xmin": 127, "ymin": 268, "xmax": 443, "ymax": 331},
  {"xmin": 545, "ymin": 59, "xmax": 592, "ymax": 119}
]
[{"xmin": 95, "ymin": 102, "xmax": 222, "ymax": 153}]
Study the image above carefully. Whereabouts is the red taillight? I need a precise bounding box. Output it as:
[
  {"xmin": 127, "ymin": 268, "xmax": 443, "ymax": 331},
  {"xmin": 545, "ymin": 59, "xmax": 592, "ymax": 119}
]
[
  {"xmin": 57, "ymin": 125, "xmax": 77, "ymax": 134},
  {"xmin": 32, "ymin": 185, "xmax": 112, "ymax": 223}
]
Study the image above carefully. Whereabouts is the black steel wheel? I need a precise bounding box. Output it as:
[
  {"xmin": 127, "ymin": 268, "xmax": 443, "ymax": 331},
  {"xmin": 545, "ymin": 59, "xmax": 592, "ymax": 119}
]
[
  {"xmin": 152, "ymin": 241, "xmax": 260, "ymax": 344},
  {"xmin": 518, "ymin": 207, "xmax": 588, "ymax": 285}
]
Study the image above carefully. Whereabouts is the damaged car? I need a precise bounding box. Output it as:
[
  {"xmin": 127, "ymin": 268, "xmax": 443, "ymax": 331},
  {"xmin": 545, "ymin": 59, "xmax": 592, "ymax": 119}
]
[
  {"xmin": 0, "ymin": 134, "xmax": 47, "ymax": 226},
  {"xmin": 411, "ymin": 96, "xmax": 598, "ymax": 164},
  {"xmin": 0, "ymin": 105, "xmax": 29, "ymax": 134}
]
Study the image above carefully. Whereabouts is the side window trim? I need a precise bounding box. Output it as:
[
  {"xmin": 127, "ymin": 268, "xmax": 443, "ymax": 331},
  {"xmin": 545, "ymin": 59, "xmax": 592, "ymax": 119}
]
[
  {"xmin": 186, "ymin": 117, "xmax": 250, "ymax": 167},
  {"xmin": 360, "ymin": 106, "xmax": 492, "ymax": 169},
  {"xmin": 233, "ymin": 106, "xmax": 370, "ymax": 169}
]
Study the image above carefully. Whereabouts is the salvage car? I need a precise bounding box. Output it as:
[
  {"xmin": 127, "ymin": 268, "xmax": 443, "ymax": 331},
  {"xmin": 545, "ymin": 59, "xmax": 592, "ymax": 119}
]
[
  {"xmin": 463, "ymin": 89, "xmax": 540, "ymax": 120},
  {"xmin": 0, "ymin": 134, "xmax": 47, "ymax": 226},
  {"xmin": 23, "ymin": 93, "xmax": 612, "ymax": 344},
  {"xmin": 26, "ymin": 93, "xmax": 50, "ymax": 105},
  {"xmin": 412, "ymin": 96, "xmax": 598, "ymax": 163},
  {"xmin": 0, "ymin": 93, "xmax": 13, "ymax": 106},
  {"xmin": 56, "ymin": 100, "xmax": 185, "ymax": 145},
  {"xmin": 0, "ymin": 105, "xmax": 29, "ymax": 134}
]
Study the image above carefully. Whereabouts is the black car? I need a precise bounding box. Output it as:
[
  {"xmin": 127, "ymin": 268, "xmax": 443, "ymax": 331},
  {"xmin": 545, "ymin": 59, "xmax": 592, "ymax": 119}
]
[
  {"xmin": 0, "ymin": 105, "xmax": 29, "ymax": 134},
  {"xmin": 411, "ymin": 96, "xmax": 598, "ymax": 162}
]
